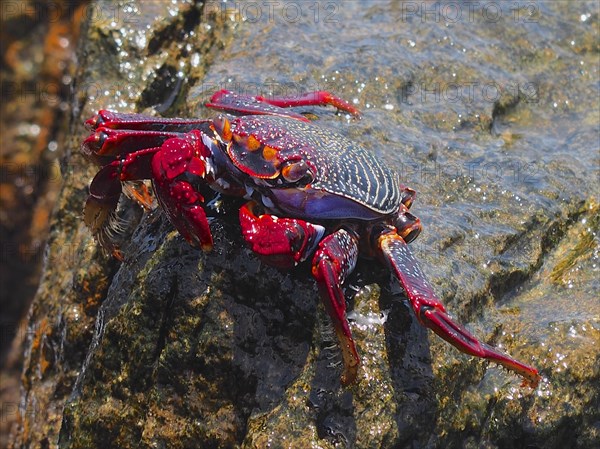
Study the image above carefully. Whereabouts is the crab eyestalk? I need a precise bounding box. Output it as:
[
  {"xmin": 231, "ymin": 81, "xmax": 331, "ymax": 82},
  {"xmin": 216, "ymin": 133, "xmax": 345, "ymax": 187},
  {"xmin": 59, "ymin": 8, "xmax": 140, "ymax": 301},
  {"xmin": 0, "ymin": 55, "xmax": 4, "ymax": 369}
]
[
  {"xmin": 395, "ymin": 204, "xmax": 422, "ymax": 243},
  {"xmin": 399, "ymin": 185, "xmax": 417, "ymax": 209}
]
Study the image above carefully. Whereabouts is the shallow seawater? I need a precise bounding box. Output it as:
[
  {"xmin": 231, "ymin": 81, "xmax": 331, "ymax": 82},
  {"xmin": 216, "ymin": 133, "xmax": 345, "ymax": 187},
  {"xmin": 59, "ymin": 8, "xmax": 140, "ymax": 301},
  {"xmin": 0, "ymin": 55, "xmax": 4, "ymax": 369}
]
[
  {"xmin": 199, "ymin": 3, "xmax": 599, "ymax": 300},
  {"xmin": 53, "ymin": 1, "xmax": 599, "ymax": 448},
  {"xmin": 520, "ymin": 202, "xmax": 599, "ymax": 320},
  {"xmin": 193, "ymin": 1, "xmax": 600, "ymax": 444}
]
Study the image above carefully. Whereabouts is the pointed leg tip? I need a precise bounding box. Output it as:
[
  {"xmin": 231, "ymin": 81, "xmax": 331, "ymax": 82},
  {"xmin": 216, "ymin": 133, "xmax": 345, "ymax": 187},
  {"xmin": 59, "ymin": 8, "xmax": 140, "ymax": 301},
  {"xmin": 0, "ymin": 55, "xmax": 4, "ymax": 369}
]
[
  {"xmin": 183, "ymin": 235, "xmax": 212, "ymax": 253},
  {"xmin": 522, "ymin": 370, "xmax": 541, "ymax": 389},
  {"xmin": 340, "ymin": 365, "xmax": 359, "ymax": 386},
  {"xmin": 112, "ymin": 249, "xmax": 125, "ymax": 261},
  {"xmin": 85, "ymin": 114, "xmax": 101, "ymax": 129}
]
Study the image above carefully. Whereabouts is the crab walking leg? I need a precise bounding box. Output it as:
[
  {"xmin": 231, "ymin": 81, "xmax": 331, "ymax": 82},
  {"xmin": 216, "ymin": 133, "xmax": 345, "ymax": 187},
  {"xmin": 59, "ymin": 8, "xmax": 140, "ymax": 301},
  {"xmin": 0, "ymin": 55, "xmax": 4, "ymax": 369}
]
[
  {"xmin": 85, "ymin": 147, "xmax": 159, "ymax": 258},
  {"xmin": 86, "ymin": 110, "xmax": 210, "ymax": 132},
  {"xmin": 82, "ymin": 127, "xmax": 186, "ymax": 160},
  {"xmin": 206, "ymin": 89, "xmax": 361, "ymax": 120},
  {"xmin": 255, "ymin": 91, "xmax": 361, "ymax": 117},
  {"xmin": 378, "ymin": 232, "xmax": 541, "ymax": 388},
  {"xmin": 239, "ymin": 202, "xmax": 325, "ymax": 269},
  {"xmin": 83, "ymin": 112, "xmax": 212, "ymax": 163},
  {"xmin": 312, "ymin": 229, "xmax": 361, "ymax": 386}
]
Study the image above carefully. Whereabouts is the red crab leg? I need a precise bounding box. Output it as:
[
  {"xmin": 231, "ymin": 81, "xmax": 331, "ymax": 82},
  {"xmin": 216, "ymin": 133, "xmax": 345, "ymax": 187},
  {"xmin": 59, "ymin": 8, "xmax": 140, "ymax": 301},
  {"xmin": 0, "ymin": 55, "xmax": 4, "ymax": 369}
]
[
  {"xmin": 239, "ymin": 206, "xmax": 360, "ymax": 385},
  {"xmin": 239, "ymin": 202, "xmax": 324, "ymax": 269},
  {"xmin": 255, "ymin": 91, "xmax": 361, "ymax": 117},
  {"xmin": 378, "ymin": 232, "xmax": 541, "ymax": 388},
  {"xmin": 83, "ymin": 111, "xmax": 212, "ymax": 163},
  {"xmin": 82, "ymin": 128, "xmax": 184, "ymax": 159},
  {"xmin": 312, "ymin": 229, "xmax": 361, "ymax": 386},
  {"xmin": 206, "ymin": 89, "xmax": 361, "ymax": 120},
  {"xmin": 86, "ymin": 110, "xmax": 210, "ymax": 132},
  {"xmin": 85, "ymin": 147, "xmax": 158, "ymax": 259}
]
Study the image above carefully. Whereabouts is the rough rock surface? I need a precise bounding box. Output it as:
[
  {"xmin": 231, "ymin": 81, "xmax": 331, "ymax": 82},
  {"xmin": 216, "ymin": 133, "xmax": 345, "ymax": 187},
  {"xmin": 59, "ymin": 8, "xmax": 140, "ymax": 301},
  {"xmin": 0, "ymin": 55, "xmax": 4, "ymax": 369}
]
[{"xmin": 11, "ymin": 1, "xmax": 599, "ymax": 449}]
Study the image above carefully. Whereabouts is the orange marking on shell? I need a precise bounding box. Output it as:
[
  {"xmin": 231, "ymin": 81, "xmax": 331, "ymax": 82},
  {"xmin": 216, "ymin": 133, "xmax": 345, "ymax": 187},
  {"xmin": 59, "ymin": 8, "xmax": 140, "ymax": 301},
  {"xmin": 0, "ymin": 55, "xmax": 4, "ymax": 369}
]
[
  {"xmin": 221, "ymin": 118, "xmax": 232, "ymax": 141},
  {"xmin": 263, "ymin": 145, "xmax": 278, "ymax": 161},
  {"xmin": 233, "ymin": 133, "xmax": 246, "ymax": 146},
  {"xmin": 247, "ymin": 135, "xmax": 261, "ymax": 151},
  {"xmin": 233, "ymin": 133, "xmax": 261, "ymax": 152},
  {"xmin": 214, "ymin": 117, "xmax": 232, "ymax": 142}
]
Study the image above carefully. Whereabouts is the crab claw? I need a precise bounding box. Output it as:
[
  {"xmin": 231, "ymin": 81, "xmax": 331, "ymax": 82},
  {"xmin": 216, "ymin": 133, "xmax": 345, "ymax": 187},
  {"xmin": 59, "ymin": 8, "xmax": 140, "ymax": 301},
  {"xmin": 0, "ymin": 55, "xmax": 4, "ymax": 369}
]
[
  {"xmin": 379, "ymin": 232, "xmax": 541, "ymax": 388},
  {"xmin": 239, "ymin": 201, "xmax": 325, "ymax": 269},
  {"xmin": 150, "ymin": 132, "xmax": 214, "ymax": 252}
]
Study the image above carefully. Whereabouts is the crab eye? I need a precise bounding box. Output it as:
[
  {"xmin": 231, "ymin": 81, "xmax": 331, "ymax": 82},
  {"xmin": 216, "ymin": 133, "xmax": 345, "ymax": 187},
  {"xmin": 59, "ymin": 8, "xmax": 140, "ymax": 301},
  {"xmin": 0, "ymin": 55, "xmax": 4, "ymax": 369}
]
[{"xmin": 281, "ymin": 160, "xmax": 313, "ymax": 184}]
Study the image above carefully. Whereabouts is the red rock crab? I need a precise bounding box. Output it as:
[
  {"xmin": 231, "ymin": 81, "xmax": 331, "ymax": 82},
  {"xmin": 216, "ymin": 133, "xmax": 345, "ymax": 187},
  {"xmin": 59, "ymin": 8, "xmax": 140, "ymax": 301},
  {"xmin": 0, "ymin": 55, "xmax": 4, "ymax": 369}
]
[{"xmin": 82, "ymin": 89, "xmax": 540, "ymax": 387}]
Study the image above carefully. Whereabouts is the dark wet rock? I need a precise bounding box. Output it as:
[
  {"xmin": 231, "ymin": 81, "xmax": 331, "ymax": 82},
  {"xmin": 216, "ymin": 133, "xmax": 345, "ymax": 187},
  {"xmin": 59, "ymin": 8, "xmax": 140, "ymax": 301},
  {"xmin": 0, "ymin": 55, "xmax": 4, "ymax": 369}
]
[
  {"xmin": 11, "ymin": 1, "xmax": 599, "ymax": 449},
  {"xmin": 0, "ymin": 0, "xmax": 82, "ymax": 361}
]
